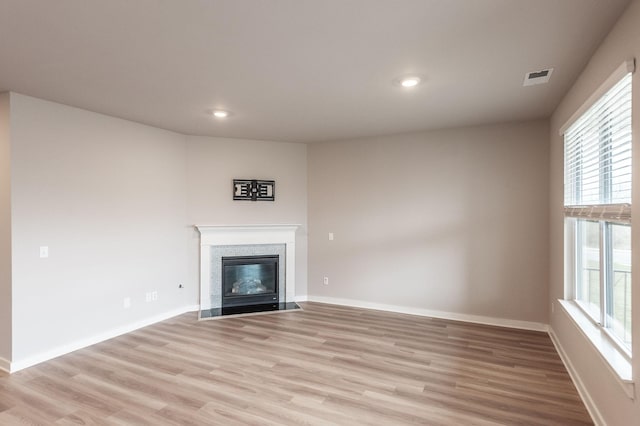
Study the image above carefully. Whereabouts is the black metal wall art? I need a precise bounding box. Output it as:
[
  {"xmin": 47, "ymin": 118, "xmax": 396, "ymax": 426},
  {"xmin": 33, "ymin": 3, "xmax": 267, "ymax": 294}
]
[{"xmin": 233, "ymin": 179, "xmax": 275, "ymax": 201}]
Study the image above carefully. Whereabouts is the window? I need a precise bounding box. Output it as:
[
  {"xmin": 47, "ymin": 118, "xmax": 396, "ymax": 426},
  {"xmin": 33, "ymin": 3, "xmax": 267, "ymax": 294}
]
[{"xmin": 564, "ymin": 70, "xmax": 632, "ymax": 352}]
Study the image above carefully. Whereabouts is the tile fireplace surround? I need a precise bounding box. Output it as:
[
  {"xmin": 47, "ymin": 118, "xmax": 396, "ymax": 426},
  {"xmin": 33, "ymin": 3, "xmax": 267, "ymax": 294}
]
[{"xmin": 195, "ymin": 224, "xmax": 299, "ymax": 318}]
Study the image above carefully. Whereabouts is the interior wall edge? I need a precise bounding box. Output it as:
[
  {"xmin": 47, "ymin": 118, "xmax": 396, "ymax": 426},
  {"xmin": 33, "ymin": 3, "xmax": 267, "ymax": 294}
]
[{"xmin": 0, "ymin": 91, "xmax": 13, "ymax": 364}]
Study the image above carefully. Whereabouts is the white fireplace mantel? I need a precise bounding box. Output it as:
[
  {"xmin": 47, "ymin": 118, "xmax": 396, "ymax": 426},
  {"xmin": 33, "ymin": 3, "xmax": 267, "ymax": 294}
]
[
  {"xmin": 195, "ymin": 224, "xmax": 299, "ymax": 312},
  {"xmin": 196, "ymin": 224, "xmax": 299, "ymax": 246}
]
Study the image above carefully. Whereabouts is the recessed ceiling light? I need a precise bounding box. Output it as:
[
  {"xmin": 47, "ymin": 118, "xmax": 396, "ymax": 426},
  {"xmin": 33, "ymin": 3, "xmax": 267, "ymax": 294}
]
[
  {"xmin": 401, "ymin": 77, "xmax": 421, "ymax": 87},
  {"xmin": 212, "ymin": 110, "xmax": 229, "ymax": 118},
  {"xmin": 393, "ymin": 75, "xmax": 423, "ymax": 88}
]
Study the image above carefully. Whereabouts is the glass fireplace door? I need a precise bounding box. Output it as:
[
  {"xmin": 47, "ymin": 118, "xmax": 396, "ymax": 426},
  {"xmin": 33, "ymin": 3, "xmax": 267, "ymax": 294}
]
[{"xmin": 221, "ymin": 255, "xmax": 278, "ymax": 307}]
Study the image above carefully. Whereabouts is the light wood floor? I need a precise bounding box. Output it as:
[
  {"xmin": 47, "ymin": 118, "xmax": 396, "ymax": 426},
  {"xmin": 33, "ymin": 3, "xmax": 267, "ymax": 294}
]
[{"xmin": 0, "ymin": 302, "xmax": 592, "ymax": 425}]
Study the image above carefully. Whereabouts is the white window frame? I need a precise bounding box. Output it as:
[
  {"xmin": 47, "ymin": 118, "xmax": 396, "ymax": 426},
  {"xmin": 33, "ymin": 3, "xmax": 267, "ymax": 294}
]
[
  {"xmin": 566, "ymin": 218, "xmax": 632, "ymax": 357},
  {"xmin": 560, "ymin": 59, "xmax": 635, "ymax": 395}
]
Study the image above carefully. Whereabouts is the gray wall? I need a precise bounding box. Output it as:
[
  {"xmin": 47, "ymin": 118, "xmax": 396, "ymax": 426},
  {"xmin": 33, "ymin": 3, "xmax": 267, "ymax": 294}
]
[
  {"xmin": 308, "ymin": 120, "xmax": 549, "ymax": 324},
  {"xmin": 9, "ymin": 93, "xmax": 190, "ymax": 363},
  {"xmin": 186, "ymin": 136, "xmax": 308, "ymax": 298},
  {"xmin": 0, "ymin": 93, "xmax": 11, "ymax": 364},
  {"xmin": 549, "ymin": 0, "xmax": 640, "ymax": 423},
  {"xmin": 4, "ymin": 93, "xmax": 309, "ymax": 367}
]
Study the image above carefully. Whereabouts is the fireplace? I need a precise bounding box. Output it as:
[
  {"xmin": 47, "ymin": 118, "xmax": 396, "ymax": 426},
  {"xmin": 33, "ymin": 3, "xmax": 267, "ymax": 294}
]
[
  {"xmin": 222, "ymin": 255, "xmax": 279, "ymax": 309},
  {"xmin": 196, "ymin": 224, "xmax": 301, "ymax": 319}
]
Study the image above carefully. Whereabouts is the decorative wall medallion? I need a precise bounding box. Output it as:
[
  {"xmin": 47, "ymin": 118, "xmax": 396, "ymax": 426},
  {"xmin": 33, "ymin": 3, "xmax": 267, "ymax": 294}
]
[{"xmin": 233, "ymin": 179, "xmax": 275, "ymax": 201}]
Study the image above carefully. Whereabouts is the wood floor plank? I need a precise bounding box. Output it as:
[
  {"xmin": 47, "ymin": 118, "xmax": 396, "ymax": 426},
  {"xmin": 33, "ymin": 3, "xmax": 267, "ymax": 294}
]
[{"xmin": 0, "ymin": 302, "xmax": 593, "ymax": 425}]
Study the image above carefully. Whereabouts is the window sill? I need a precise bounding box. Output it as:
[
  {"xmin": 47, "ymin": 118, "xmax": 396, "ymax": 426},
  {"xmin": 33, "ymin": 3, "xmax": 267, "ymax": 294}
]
[{"xmin": 558, "ymin": 299, "xmax": 635, "ymax": 399}]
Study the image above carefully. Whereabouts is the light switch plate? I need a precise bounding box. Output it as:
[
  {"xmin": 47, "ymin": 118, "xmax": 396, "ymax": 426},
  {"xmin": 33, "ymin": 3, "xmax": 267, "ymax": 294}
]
[{"xmin": 39, "ymin": 246, "xmax": 49, "ymax": 258}]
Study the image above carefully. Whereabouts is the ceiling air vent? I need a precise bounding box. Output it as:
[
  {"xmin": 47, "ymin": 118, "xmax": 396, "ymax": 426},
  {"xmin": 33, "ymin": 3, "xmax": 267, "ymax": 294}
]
[{"xmin": 523, "ymin": 68, "xmax": 554, "ymax": 86}]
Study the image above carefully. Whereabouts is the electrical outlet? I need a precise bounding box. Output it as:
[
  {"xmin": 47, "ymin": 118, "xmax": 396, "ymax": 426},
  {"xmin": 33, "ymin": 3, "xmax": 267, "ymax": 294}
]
[
  {"xmin": 123, "ymin": 297, "xmax": 131, "ymax": 309},
  {"xmin": 152, "ymin": 291, "xmax": 158, "ymax": 301},
  {"xmin": 145, "ymin": 292, "xmax": 152, "ymax": 302},
  {"xmin": 323, "ymin": 277, "xmax": 329, "ymax": 285}
]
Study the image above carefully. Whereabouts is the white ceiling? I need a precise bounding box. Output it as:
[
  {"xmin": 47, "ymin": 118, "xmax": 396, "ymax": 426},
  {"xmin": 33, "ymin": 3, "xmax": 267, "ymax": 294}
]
[{"xmin": 0, "ymin": 0, "xmax": 631, "ymax": 143}]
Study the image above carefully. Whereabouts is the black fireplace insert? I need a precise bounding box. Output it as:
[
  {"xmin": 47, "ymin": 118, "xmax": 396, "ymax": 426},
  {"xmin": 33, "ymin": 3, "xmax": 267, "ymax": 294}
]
[{"xmin": 221, "ymin": 255, "xmax": 279, "ymax": 309}]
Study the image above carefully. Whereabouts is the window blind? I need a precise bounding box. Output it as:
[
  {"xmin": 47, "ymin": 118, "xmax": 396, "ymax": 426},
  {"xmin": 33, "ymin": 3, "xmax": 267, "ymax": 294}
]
[
  {"xmin": 563, "ymin": 203, "xmax": 631, "ymax": 224},
  {"xmin": 564, "ymin": 72, "xmax": 632, "ymax": 209}
]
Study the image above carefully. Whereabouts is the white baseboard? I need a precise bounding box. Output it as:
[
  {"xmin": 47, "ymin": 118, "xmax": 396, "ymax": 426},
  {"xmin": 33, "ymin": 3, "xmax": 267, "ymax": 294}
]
[
  {"xmin": 182, "ymin": 304, "xmax": 200, "ymax": 313},
  {"xmin": 548, "ymin": 327, "xmax": 603, "ymax": 426},
  {"xmin": 0, "ymin": 356, "xmax": 10, "ymax": 373},
  {"xmin": 9, "ymin": 304, "xmax": 199, "ymax": 373},
  {"xmin": 5, "ymin": 298, "xmax": 546, "ymax": 373},
  {"xmin": 305, "ymin": 295, "xmax": 549, "ymax": 332}
]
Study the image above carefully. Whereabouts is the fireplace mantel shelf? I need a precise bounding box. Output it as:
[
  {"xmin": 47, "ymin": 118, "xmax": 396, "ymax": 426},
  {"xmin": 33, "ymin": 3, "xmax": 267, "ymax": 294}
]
[
  {"xmin": 196, "ymin": 224, "xmax": 300, "ymax": 230},
  {"xmin": 195, "ymin": 224, "xmax": 299, "ymax": 246}
]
